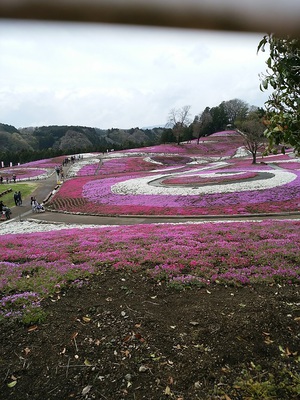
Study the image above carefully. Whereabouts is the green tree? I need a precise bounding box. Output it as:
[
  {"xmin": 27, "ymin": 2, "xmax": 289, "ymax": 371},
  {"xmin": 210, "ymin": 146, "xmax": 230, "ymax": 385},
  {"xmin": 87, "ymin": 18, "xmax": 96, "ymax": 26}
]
[
  {"xmin": 258, "ymin": 34, "xmax": 300, "ymax": 153},
  {"xmin": 182, "ymin": 125, "xmax": 194, "ymax": 143},
  {"xmin": 222, "ymin": 98, "xmax": 249, "ymax": 128},
  {"xmin": 160, "ymin": 128, "xmax": 176, "ymax": 144},
  {"xmin": 193, "ymin": 107, "xmax": 213, "ymax": 143},
  {"xmin": 210, "ymin": 102, "xmax": 228, "ymax": 132}
]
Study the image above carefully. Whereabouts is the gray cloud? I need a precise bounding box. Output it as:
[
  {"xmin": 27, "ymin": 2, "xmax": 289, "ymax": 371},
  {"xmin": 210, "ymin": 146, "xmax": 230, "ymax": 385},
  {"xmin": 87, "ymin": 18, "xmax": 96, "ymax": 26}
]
[{"xmin": 0, "ymin": 21, "xmax": 271, "ymax": 129}]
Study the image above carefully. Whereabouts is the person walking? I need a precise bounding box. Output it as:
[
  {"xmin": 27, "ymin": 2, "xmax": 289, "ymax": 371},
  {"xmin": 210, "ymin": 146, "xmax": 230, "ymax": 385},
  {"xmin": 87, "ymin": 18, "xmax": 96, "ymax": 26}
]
[
  {"xmin": 14, "ymin": 191, "xmax": 19, "ymax": 206},
  {"xmin": 18, "ymin": 191, "xmax": 22, "ymax": 205},
  {"xmin": 30, "ymin": 196, "xmax": 36, "ymax": 211}
]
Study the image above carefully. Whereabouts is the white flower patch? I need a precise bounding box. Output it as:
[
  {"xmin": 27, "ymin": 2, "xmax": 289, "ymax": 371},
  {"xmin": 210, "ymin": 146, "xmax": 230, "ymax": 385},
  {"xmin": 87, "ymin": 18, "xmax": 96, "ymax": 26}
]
[
  {"xmin": 69, "ymin": 152, "xmax": 101, "ymax": 159},
  {"xmin": 210, "ymin": 131, "xmax": 238, "ymax": 137},
  {"xmin": 111, "ymin": 169, "xmax": 297, "ymax": 196},
  {"xmin": 193, "ymin": 171, "xmax": 245, "ymax": 178},
  {"xmin": 187, "ymin": 159, "xmax": 208, "ymax": 165},
  {"xmin": 188, "ymin": 157, "xmax": 230, "ymax": 165},
  {"xmin": 197, "ymin": 140, "xmax": 219, "ymax": 143},
  {"xmin": 0, "ymin": 220, "xmax": 102, "ymax": 235},
  {"xmin": 147, "ymin": 162, "xmax": 229, "ymax": 175},
  {"xmin": 67, "ymin": 158, "xmax": 101, "ymax": 177},
  {"xmin": 19, "ymin": 169, "xmax": 51, "ymax": 181},
  {"xmin": 2, "ymin": 218, "xmax": 300, "ymax": 235},
  {"xmin": 103, "ymin": 152, "xmax": 133, "ymax": 159},
  {"xmin": 233, "ymin": 147, "xmax": 251, "ymax": 158},
  {"xmin": 107, "ymin": 152, "xmax": 191, "ymax": 159},
  {"xmin": 2, "ymin": 168, "xmax": 51, "ymax": 181},
  {"xmin": 143, "ymin": 157, "xmax": 163, "ymax": 165}
]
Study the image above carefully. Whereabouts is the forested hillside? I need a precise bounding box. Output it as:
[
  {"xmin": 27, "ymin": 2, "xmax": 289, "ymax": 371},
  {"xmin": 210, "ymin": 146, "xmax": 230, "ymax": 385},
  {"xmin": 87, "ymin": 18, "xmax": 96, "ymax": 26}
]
[{"xmin": 0, "ymin": 123, "xmax": 164, "ymax": 164}]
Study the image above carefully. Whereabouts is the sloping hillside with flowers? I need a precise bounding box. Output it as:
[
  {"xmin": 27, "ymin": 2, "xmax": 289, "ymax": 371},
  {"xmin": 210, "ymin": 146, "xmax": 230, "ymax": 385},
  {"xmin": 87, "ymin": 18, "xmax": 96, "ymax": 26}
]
[{"xmin": 46, "ymin": 131, "xmax": 300, "ymax": 216}]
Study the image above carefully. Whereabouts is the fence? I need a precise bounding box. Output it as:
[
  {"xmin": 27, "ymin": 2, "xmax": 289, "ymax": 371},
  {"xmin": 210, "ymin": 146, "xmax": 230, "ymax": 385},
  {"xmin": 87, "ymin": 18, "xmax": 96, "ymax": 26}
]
[{"xmin": 0, "ymin": 0, "xmax": 299, "ymax": 36}]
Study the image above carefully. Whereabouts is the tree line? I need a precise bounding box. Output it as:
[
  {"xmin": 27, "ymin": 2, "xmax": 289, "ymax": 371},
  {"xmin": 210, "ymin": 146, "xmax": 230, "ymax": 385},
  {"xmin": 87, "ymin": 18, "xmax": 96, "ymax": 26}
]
[{"xmin": 164, "ymin": 99, "xmax": 266, "ymax": 164}]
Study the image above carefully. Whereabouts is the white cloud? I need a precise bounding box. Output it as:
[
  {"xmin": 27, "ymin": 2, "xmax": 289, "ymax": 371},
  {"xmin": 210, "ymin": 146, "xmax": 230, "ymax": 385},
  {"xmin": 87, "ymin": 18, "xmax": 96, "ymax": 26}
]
[{"xmin": 0, "ymin": 20, "xmax": 271, "ymax": 129}]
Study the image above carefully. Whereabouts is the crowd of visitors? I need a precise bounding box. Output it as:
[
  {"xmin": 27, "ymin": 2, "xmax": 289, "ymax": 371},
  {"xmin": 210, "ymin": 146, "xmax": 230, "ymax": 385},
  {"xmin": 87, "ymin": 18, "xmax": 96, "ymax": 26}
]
[
  {"xmin": 0, "ymin": 189, "xmax": 46, "ymax": 221},
  {"xmin": 0, "ymin": 174, "xmax": 17, "ymax": 183}
]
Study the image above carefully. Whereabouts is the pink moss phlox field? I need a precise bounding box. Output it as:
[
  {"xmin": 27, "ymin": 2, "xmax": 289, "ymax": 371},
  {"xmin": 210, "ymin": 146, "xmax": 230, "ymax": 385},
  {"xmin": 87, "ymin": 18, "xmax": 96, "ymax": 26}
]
[
  {"xmin": 77, "ymin": 164, "xmax": 99, "ymax": 176},
  {"xmin": 0, "ymin": 156, "xmax": 69, "ymax": 181},
  {"xmin": 99, "ymin": 157, "xmax": 161, "ymax": 175},
  {"xmin": 57, "ymin": 176, "xmax": 92, "ymax": 198},
  {"xmin": 150, "ymin": 155, "xmax": 193, "ymax": 165},
  {"xmin": 50, "ymin": 169, "xmax": 300, "ymax": 215},
  {"xmin": 273, "ymin": 162, "xmax": 300, "ymax": 170},
  {"xmin": 48, "ymin": 132, "xmax": 300, "ymax": 216},
  {"xmin": 0, "ymin": 220, "xmax": 299, "ymax": 319},
  {"xmin": 20, "ymin": 159, "xmax": 53, "ymax": 168},
  {"xmin": 226, "ymin": 159, "xmax": 274, "ymax": 170},
  {"xmin": 123, "ymin": 144, "xmax": 189, "ymax": 155},
  {"xmin": 21, "ymin": 156, "xmax": 67, "ymax": 169},
  {"xmin": 162, "ymin": 171, "xmax": 259, "ymax": 185},
  {"xmin": 0, "ymin": 168, "xmax": 49, "ymax": 180},
  {"xmin": 82, "ymin": 171, "xmax": 300, "ymax": 215},
  {"xmin": 122, "ymin": 132, "xmax": 244, "ymax": 157}
]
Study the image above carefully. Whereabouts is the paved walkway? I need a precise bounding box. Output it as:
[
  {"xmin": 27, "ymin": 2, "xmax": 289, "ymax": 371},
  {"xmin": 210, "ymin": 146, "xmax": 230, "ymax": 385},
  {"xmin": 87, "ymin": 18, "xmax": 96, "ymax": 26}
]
[{"xmin": 5, "ymin": 169, "xmax": 300, "ymax": 226}]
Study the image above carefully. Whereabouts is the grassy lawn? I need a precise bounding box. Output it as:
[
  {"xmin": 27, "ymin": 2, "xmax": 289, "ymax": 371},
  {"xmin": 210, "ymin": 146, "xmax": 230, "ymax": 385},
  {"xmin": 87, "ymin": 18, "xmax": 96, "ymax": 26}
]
[{"xmin": 0, "ymin": 183, "xmax": 38, "ymax": 207}]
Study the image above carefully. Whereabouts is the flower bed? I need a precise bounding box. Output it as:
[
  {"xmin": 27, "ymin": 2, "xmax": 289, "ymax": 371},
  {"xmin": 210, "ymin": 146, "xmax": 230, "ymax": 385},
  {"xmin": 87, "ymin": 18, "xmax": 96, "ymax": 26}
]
[
  {"xmin": 46, "ymin": 132, "xmax": 300, "ymax": 216},
  {"xmin": 272, "ymin": 161, "xmax": 300, "ymax": 170},
  {"xmin": 21, "ymin": 156, "xmax": 67, "ymax": 169},
  {"xmin": 122, "ymin": 131, "xmax": 245, "ymax": 158},
  {"xmin": 69, "ymin": 158, "xmax": 101, "ymax": 177},
  {"xmin": 1, "ymin": 220, "xmax": 299, "ymax": 320},
  {"xmin": 150, "ymin": 155, "xmax": 193, "ymax": 165},
  {"xmin": 99, "ymin": 156, "xmax": 162, "ymax": 175},
  {"xmin": 0, "ymin": 167, "xmax": 50, "ymax": 180},
  {"xmin": 49, "ymin": 164, "xmax": 300, "ymax": 215},
  {"xmin": 162, "ymin": 171, "xmax": 259, "ymax": 185}
]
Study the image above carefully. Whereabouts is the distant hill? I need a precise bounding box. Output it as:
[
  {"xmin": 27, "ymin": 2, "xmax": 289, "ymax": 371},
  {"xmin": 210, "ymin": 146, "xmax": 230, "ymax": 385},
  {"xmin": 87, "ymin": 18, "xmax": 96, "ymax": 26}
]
[{"xmin": 0, "ymin": 123, "xmax": 165, "ymax": 163}]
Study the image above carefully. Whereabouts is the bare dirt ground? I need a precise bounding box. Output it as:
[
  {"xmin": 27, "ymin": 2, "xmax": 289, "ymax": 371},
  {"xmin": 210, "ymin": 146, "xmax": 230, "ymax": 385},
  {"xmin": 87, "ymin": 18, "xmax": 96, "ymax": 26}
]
[{"xmin": 1, "ymin": 268, "xmax": 300, "ymax": 400}]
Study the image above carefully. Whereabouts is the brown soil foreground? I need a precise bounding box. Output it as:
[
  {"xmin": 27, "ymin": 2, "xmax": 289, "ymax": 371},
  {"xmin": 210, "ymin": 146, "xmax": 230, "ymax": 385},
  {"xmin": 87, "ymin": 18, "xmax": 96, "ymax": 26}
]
[{"xmin": 1, "ymin": 269, "xmax": 300, "ymax": 400}]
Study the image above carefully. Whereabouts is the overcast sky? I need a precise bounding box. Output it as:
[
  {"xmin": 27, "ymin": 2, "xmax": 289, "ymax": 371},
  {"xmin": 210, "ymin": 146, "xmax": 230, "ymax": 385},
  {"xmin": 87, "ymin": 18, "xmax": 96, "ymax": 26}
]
[{"xmin": 0, "ymin": 20, "xmax": 271, "ymax": 130}]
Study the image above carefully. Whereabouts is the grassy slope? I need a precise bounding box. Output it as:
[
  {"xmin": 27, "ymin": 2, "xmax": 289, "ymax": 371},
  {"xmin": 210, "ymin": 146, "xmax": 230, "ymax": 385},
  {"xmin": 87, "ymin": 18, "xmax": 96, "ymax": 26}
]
[{"xmin": 0, "ymin": 183, "xmax": 38, "ymax": 207}]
